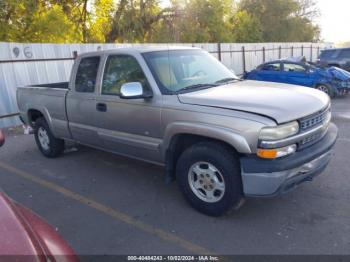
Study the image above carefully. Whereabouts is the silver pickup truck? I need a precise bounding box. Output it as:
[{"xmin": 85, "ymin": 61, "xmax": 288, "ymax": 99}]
[{"xmin": 17, "ymin": 47, "xmax": 338, "ymax": 216}]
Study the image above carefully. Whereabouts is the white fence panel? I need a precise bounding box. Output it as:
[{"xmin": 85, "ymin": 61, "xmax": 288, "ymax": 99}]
[{"xmin": 0, "ymin": 41, "xmax": 332, "ymax": 128}]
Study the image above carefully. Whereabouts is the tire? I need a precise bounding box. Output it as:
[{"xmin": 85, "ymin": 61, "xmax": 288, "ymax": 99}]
[
  {"xmin": 0, "ymin": 129, "xmax": 5, "ymax": 147},
  {"xmin": 316, "ymin": 84, "xmax": 335, "ymax": 98},
  {"xmin": 176, "ymin": 142, "xmax": 244, "ymax": 216},
  {"xmin": 34, "ymin": 117, "xmax": 64, "ymax": 158}
]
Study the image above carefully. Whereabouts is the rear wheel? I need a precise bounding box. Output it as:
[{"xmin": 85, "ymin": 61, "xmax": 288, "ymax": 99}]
[
  {"xmin": 316, "ymin": 84, "xmax": 334, "ymax": 98},
  {"xmin": 34, "ymin": 117, "xmax": 64, "ymax": 158},
  {"xmin": 176, "ymin": 142, "xmax": 244, "ymax": 216}
]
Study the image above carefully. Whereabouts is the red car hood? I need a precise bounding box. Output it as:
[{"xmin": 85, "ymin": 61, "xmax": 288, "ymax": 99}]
[{"xmin": 0, "ymin": 192, "xmax": 78, "ymax": 261}]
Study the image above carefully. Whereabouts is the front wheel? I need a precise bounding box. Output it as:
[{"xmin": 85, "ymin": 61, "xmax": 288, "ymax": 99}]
[
  {"xmin": 316, "ymin": 84, "xmax": 334, "ymax": 98},
  {"xmin": 34, "ymin": 117, "xmax": 64, "ymax": 158},
  {"xmin": 176, "ymin": 142, "xmax": 244, "ymax": 216}
]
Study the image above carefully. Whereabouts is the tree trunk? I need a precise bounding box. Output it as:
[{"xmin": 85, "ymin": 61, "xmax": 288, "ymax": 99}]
[{"xmin": 106, "ymin": 0, "xmax": 128, "ymax": 43}]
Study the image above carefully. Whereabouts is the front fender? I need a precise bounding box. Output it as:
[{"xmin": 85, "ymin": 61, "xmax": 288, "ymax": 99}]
[{"xmin": 161, "ymin": 121, "xmax": 252, "ymax": 157}]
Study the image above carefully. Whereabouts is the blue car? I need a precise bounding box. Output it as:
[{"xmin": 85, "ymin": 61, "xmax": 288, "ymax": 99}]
[{"xmin": 244, "ymin": 57, "xmax": 350, "ymax": 98}]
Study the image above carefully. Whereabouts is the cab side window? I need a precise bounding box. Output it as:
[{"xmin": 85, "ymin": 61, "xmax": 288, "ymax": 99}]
[
  {"xmin": 75, "ymin": 56, "xmax": 100, "ymax": 93},
  {"xmin": 102, "ymin": 55, "xmax": 149, "ymax": 96},
  {"xmin": 260, "ymin": 63, "xmax": 281, "ymax": 71},
  {"xmin": 283, "ymin": 63, "xmax": 306, "ymax": 73}
]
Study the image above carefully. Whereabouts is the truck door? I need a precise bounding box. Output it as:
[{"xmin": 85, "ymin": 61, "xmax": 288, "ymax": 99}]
[
  {"xmin": 255, "ymin": 62, "xmax": 283, "ymax": 83},
  {"xmin": 95, "ymin": 54, "xmax": 162, "ymax": 163},
  {"xmin": 281, "ymin": 63, "xmax": 313, "ymax": 87},
  {"xmin": 66, "ymin": 56, "xmax": 101, "ymax": 146}
]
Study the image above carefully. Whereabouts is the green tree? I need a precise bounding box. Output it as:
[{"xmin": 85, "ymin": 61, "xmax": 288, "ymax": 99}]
[
  {"xmin": 27, "ymin": 4, "xmax": 81, "ymax": 43},
  {"xmin": 47, "ymin": 0, "xmax": 90, "ymax": 42},
  {"xmin": 0, "ymin": 0, "xmax": 82, "ymax": 43},
  {"xmin": 231, "ymin": 10, "xmax": 262, "ymax": 42},
  {"xmin": 0, "ymin": 0, "xmax": 321, "ymax": 43},
  {"xmin": 0, "ymin": 0, "xmax": 38, "ymax": 42},
  {"xmin": 105, "ymin": 0, "xmax": 173, "ymax": 43},
  {"xmin": 238, "ymin": 0, "xmax": 320, "ymax": 42},
  {"xmin": 146, "ymin": 0, "xmax": 184, "ymax": 43},
  {"xmin": 176, "ymin": 0, "xmax": 234, "ymax": 42},
  {"xmin": 89, "ymin": 0, "xmax": 115, "ymax": 43}
]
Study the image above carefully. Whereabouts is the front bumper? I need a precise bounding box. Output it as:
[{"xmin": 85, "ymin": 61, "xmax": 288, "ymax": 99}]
[
  {"xmin": 240, "ymin": 123, "xmax": 338, "ymax": 197},
  {"xmin": 334, "ymin": 88, "xmax": 349, "ymax": 96},
  {"xmin": 331, "ymin": 80, "xmax": 350, "ymax": 95}
]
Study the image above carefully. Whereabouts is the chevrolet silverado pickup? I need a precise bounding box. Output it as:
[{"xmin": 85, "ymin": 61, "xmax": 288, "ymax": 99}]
[{"xmin": 17, "ymin": 47, "xmax": 338, "ymax": 216}]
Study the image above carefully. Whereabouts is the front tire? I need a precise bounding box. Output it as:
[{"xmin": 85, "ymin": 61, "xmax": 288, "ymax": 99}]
[
  {"xmin": 34, "ymin": 117, "xmax": 64, "ymax": 158},
  {"xmin": 176, "ymin": 142, "xmax": 244, "ymax": 216},
  {"xmin": 316, "ymin": 84, "xmax": 335, "ymax": 98}
]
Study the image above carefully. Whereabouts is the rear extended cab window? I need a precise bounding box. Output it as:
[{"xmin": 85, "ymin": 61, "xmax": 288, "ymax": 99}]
[{"xmin": 75, "ymin": 56, "xmax": 100, "ymax": 93}]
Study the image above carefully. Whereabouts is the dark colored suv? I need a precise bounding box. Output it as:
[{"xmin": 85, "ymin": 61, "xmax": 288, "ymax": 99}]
[{"xmin": 318, "ymin": 48, "xmax": 350, "ymax": 71}]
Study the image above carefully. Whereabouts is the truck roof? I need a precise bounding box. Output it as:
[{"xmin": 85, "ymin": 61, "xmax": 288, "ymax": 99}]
[{"xmin": 77, "ymin": 46, "xmax": 200, "ymax": 58}]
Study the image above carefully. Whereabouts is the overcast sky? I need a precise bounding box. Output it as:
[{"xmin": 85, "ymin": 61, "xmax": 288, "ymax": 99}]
[{"xmin": 316, "ymin": 0, "xmax": 350, "ymax": 43}]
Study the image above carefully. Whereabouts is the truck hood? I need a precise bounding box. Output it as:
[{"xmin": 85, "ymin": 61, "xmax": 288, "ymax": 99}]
[{"xmin": 177, "ymin": 80, "xmax": 330, "ymax": 124}]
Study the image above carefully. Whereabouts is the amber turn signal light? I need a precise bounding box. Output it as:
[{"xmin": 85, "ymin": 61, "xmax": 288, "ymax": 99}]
[
  {"xmin": 257, "ymin": 144, "xmax": 297, "ymax": 159},
  {"xmin": 257, "ymin": 149, "xmax": 278, "ymax": 159}
]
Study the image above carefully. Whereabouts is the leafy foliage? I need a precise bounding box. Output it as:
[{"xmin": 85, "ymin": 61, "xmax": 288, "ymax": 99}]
[
  {"xmin": 0, "ymin": 0, "xmax": 321, "ymax": 43},
  {"xmin": 231, "ymin": 10, "xmax": 262, "ymax": 43},
  {"xmin": 177, "ymin": 0, "xmax": 234, "ymax": 43},
  {"xmin": 238, "ymin": 0, "xmax": 320, "ymax": 42}
]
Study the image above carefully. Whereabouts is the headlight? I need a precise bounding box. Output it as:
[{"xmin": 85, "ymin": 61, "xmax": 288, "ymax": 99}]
[
  {"xmin": 259, "ymin": 121, "xmax": 299, "ymax": 141},
  {"xmin": 257, "ymin": 144, "xmax": 297, "ymax": 159}
]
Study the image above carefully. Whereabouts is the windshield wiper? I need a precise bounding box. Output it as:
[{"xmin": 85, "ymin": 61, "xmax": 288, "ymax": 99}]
[
  {"xmin": 215, "ymin": 77, "xmax": 242, "ymax": 84},
  {"xmin": 176, "ymin": 83, "xmax": 218, "ymax": 94}
]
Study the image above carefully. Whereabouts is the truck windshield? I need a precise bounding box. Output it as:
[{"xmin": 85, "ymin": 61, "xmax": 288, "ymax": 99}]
[{"xmin": 143, "ymin": 50, "xmax": 238, "ymax": 94}]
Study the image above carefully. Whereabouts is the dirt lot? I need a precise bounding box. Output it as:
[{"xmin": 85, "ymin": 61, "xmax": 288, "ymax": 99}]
[{"xmin": 0, "ymin": 96, "xmax": 349, "ymax": 256}]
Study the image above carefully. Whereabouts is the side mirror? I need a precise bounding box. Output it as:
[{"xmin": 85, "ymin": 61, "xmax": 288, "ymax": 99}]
[{"xmin": 120, "ymin": 82, "xmax": 152, "ymax": 99}]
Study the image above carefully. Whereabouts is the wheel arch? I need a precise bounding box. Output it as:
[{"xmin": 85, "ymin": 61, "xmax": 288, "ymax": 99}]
[
  {"xmin": 27, "ymin": 107, "xmax": 54, "ymax": 132},
  {"xmin": 162, "ymin": 122, "xmax": 251, "ymax": 181},
  {"xmin": 315, "ymin": 82, "xmax": 337, "ymax": 97}
]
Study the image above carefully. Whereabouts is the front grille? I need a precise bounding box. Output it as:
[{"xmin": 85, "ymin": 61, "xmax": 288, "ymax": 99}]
[
  {"xmin": 298, "ymin": 106, "xmax": 331, "ymax": 148},
  {"xmin": 300, "ymin": 107, "xmax": 330, "ymax": 131},
  {"xmin": 300, "ymin": 132, "xmax": 322, "ymax": 145}
]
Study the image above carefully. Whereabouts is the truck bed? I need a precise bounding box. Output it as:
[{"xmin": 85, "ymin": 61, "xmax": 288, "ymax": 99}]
[{"xmin": 17, "ymin": 83, "xmax": 70, "ymax": 139}]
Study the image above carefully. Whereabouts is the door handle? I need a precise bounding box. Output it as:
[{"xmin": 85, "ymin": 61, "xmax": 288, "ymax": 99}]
[{"xmin": 96, "ymin": 103, "xmax": 107, "ymax": 112}]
